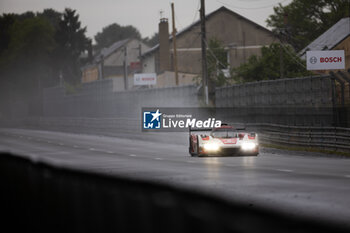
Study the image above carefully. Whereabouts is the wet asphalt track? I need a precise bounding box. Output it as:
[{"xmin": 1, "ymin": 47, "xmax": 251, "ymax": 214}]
[{"xmin": 1, "ymin": 128, "xmax": 350, "ymax": 226}]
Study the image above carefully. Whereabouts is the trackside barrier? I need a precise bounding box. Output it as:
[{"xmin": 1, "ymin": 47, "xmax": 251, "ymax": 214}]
[
  {"xmin": 1, "ymin": 152, "xmax": 349, "ymax": 233},
  {"xmin": 8, "ymin": 118, "xmax": 350, "ymax": 152},
  {"xmin": 22, "ymin": 117, "xmax": 141, "ymax": 133},
  {"xmin": 247, "ymin": 123, "xmax": 350, "ymax": 152}
]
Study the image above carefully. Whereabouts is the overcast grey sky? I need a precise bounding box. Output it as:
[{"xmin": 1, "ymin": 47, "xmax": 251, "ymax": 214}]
[{"xmin": 0, "ymin": 0, "xmax": 291, "ymax": 41}]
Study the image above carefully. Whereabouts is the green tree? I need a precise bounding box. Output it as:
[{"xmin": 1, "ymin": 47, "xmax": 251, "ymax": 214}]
[
  {"xmin": 0, "ymin": 14, "xmax": 16, "ymax": 55},
  {"xmin": 143, "ymin": 32, "xmax": 159, "ymax": 47},
  {"xmin": 267, "ymin": 0, "xmax": 350, "ymax": 51},
  {"xmin": 38, "ymin": 9, "xmax": 62, "ymax": 31},
  {"xmin": 233, "ymin": 43, "xmax": 311, "ymax": 83},
  {"xmin": 0, "ymin": 16, "xmax": 55, "ymax": 99},
  {"xmin": 54, "ymin": 8, "xmax": 89, "ymax": 84},
  {"xmin": 94, "ymin": 23, "xmax": 141, "ymax": 50},
  {"xmin": 207, "ymin": 38, "xmax": 230, "ymax": 87}
]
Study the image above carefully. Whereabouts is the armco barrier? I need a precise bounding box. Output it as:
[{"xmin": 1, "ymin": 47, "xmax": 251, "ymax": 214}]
[
  {"xmin": 249, "ymin": 123, "xmax": 350, "ymax": 152},
  {"xmin": 18, "ymin": 118, "xmax": 350, "ymax": 152},
  {"xmin": 1, "ymin": 152, "xmax": 349, "ymax": 233},
  {"xmin": 23, "ymin": 117, "xmax": 140, "ymax": 133}
]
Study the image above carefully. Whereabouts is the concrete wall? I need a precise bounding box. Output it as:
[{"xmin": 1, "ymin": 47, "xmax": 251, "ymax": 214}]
[
  {"xmin": 156, "ymin": 71, "xmax": 198, "ymax": 88},
  {"xmin": 43, "ymin": 79, "xmax": 200, "ymax": 118},
  {"xmin": 33, "ymin": 74, "xmax": 348, "ymax": 127},
  {"xmin": 142, "ymin": 54, "xmax": 156, "ymax": 74}
]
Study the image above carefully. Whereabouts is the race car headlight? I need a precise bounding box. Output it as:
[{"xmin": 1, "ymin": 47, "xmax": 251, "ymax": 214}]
[
  {"xmin": 241, "ymin": 142, "xmax": 256, "ymax": 151},
  {"xmin": 204, "ymin": 143, "xmax": 220, "ymax": 151}
]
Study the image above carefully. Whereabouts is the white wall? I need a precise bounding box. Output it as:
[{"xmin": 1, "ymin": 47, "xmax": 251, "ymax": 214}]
[{"xmin": 141, "ymin": 54, "xmax": 156, "ymax": 73}]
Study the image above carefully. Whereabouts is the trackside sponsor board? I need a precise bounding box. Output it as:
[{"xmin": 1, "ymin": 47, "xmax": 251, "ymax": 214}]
[
  {"xmin": 134, "ymin": 73, "xmax": 157, "ymax": 85},
  {"xmin": 306, "ymin": 50, "xmax": 345, "ymax": 70},
  {"xmin": 142, "ymin": 107, "xmax": 222, "ymax": 132}
]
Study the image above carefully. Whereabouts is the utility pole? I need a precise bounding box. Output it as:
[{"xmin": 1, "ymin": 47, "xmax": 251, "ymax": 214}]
[
  {"xmin": 171, "ymin": 2, "xmax": 179, "ymax": 86},
  {"xmin": 100, "ymin": 55, "xmax": 105, "ymax": 80},
  {"xmin": 123, "ymin": 47, "xmax": 128, "ymax": 90},
  {"xmin": 200, "ymin": 0, "xmax": 208, "ymax": 105},
  {"xmin": 280, "ymin": 45, "xmax": 284, "ymax": 79},
  {"xmin": 138, "ymin": 44, "xmax": 142, "ymax": 58}
]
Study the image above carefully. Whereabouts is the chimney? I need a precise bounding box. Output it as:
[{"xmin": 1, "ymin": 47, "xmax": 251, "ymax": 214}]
[{"xmin": 158, "ymin": 18, "xmax": 170, "ymax": 72}]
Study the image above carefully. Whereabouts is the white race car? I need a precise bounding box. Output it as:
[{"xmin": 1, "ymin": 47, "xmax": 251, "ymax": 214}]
[{"xmin": 189, "ymin": 125, "xmax": 259, "ymax": 156}]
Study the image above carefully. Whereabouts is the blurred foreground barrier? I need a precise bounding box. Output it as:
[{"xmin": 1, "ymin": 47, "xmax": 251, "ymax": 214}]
[
  {"xmin": 1, "ymin": 152, "xmax": 349, "ymax": 233},
  {"xmin": 249, "ymin": 123, "xmax": 350, "ymax": 153}
]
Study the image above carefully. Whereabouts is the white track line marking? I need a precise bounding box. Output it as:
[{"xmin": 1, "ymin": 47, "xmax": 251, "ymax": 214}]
[
  {"xmin": 276, "ymin": 169, "xmax": 293, "ymax": 173},
  {"xmin": 154, "ymin": 158, "xmax": 163, "ymax": 160},
  {"xmin": 345, "ymin": 175, "xmax": 350, "ymax": 178},
  {"xmin": 73, "ymin": 145, "xmax": 79, "ymax": 148},
  {"xmin": 89, "ymin": 148, "xmax": 95, "ymax": 151},
  {"xmin": 129, "ymin": 154, "xmax": 136, "ymax": 157},
  {"xmin": 105, "ymin": 151, "xmax": 114, "ymax": 154},
  {"xmin": 59, "ymin": 143, "xmax": 64, "ymax": 146}
]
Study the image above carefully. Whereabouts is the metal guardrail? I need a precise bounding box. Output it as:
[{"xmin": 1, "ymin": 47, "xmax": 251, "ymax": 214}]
[
  {"xmin": 3, "ymin": 117, "xmax": 350, "ymax": 152},
  {"xmin": 248, "ymin": 123, "xmax": 350, "ymax": 152},
  {"xmin": 1, "ymin": 152, "xmax": 349, "ymax": 233},
  {"xmin": 23, "ymin": 117, "xmax": 140, "ymax": 133}
]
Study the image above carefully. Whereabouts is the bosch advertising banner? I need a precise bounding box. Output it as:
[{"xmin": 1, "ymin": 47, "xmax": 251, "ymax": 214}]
[
  {"xmin": 306, "ymin": 50, "xmax": 345, "ymax": 70},
  {"xmin": 134, "ymin": 73, "xmax": 157, "ymax": 85}
]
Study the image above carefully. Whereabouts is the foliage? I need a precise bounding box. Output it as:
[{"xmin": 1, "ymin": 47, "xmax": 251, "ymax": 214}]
[
  {"xmin": 38, "ymin": 9, "xmax": 62, "ymax": 31},
  {"xmin": 0, "ymin": 7, "xmax": 89, "ymax": 105},
  {"xmin": 207, "ymin": 38, "xmax": 230, "ymax": 87},
  {"xmin": 64, "ymin": 81, "xmax": 81, "ymax": 95},
  {"xmin": 53, "ymin": 8, "xmax": 89, "ymax": 84},
  {"xmin": 94, "ymin": 23, "xmax": 142, "ymax": 50},
  {"xmin": 0, "ymin": 16, "xmax": 56, "ymax": 98},
  {"xmin": 143, "ymin": 32, "xmax": 159, "ymax": 47},
  {"xmin": 0, "ymin": 14, "xmax": 16, "ymax": 55},
  {"xmin": 267, "ymin": 0, "xmax": 350, "ymax": 51},
  {"xmin": 233, "ymin": 43, "xmax": 312, "ymax": 83}
]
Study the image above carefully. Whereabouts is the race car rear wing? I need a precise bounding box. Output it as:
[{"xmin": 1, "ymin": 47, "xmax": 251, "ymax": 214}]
[{"xmin": 189, "ymin": 124, "xmax": 246, "ymax": 133}]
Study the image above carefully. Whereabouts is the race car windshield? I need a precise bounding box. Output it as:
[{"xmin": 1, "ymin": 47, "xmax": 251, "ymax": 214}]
[{"xmin": 211, "ymin": 129, "xmax": 237, "ymax": 138}]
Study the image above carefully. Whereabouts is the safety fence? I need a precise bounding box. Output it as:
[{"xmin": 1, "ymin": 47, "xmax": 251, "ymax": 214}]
[
  {"xmin": 43, "ymin": 83, "xmax": 199, "ymax": 118},
  {"xmin": 216, "ymin": 71, "xmax": 350, "ymax": 127},
  {"xmin": 248, "ymin": 123, "xmax": 350, "ymax": 152},
  {"xmin": 23, "ymin": 117, "xmax": 140, "ymax": 133},
  {"xmin": 216, "ymin": 76, "xmax": 333, "ymax": 107},
  {"xmin": 1, "ymin": 152, "xmax": 349, "ymax": 233},
  {"xmin": 11, "ymin": 117, "xmax": 350, "ymax": 153}
]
